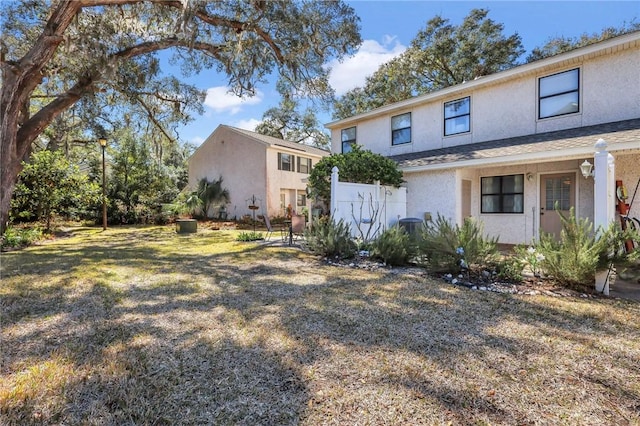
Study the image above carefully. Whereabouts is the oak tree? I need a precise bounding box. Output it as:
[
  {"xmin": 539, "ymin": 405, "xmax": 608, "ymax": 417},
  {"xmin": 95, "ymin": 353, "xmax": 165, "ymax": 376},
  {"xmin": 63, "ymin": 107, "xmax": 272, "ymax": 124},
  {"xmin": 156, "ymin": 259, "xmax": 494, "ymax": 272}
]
[{"xmin": 0, "ymin": 0, "xmax": 361, "ymax": 233}]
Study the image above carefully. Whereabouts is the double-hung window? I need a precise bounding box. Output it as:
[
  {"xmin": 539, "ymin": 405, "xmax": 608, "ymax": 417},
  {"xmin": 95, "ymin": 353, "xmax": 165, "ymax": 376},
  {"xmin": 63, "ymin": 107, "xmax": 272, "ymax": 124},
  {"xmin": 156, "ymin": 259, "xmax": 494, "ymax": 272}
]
[
  {"xmin": 297, "ymin": 157, "xmax": 312, "ymax": 174},
  {"xmin": 481, "ymin": 174, "xmax": 524, "ymax": 214},
  {"xmin": 391, "ymin": 112, "xmax": 411, "ymax": 145},
  {"xmin": 278, "ymin": 152, "xmax": 294, "ymax": 171},
  {"xmin": 444, "ymin": 97, "xmax": 470, "ymax": 136},
  {"xmin": 538, "ymin": 68, "xmax": 579, "ymax": 119},
  {"xmin": 341, "ymin": 127, "xmax": 356, "ymax": 153}
]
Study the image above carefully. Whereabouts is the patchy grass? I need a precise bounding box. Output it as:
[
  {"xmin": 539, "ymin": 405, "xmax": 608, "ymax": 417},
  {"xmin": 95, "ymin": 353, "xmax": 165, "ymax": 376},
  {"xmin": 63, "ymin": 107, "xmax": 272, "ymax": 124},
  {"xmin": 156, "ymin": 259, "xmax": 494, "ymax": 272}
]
[{"xmin": 1, "ymin": 225, "xmax": 639, "ymax": 425}]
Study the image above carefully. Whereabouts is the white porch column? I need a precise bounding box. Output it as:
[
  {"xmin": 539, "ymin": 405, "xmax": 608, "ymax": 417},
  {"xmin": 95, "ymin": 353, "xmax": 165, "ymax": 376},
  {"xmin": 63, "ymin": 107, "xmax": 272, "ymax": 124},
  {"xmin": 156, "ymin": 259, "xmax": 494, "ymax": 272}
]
[
  {"xmin": 330, "ymin": 166, "xmax": 339, "ymax": 216},
  {"xmin": 593, "ymin": 138, "xmax": 616, "ymax": 231},
  {"xmin": 593, "ymin": 138, "xmax": 616, "ymax": 295}
]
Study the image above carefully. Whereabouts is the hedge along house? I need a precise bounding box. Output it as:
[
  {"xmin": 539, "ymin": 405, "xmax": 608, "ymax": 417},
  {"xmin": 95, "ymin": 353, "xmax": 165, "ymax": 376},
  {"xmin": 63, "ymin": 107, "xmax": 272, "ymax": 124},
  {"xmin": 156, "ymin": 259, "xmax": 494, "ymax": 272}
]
[
  {"xmin": 326, "ymin": 31, "xmax": 640, "ymax": 245},
  {"xmin": 188, "ymin": 125, "xmax": 329, "ymax": 220}
]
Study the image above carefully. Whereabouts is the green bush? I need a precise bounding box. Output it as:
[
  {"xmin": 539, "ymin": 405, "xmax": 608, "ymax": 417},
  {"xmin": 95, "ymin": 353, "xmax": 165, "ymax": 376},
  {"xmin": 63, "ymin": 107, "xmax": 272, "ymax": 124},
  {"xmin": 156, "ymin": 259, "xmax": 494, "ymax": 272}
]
[
  {"xmin": 496, "ymin": 256, "xmax": 524, "ymax": 283},
  {"xmin": 1, "ymin": 226, "xmax": 45, "ymax": 250},
  {"xmin": 370, "ymin": 226, "xmax": 415, "ymax": 266},
  {"xmin": 418, "ymin": 214, "xmax": 499, "ymax": 274},
  {"xmin": 304, "ymin": 217, "xmax": 356, "ymax": 259},
  {"xmin": 536, "ymin": 208, "xmax": 639, "ymax": 292},
  {"xmin": 236, "ymin": 231, "xmax": 264, "ymax": 242}
]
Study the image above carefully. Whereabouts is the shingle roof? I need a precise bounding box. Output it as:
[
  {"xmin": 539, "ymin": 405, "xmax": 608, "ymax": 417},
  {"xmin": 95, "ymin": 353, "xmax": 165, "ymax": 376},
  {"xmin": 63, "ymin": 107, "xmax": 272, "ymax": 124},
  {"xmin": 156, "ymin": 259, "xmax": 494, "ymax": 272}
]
[
  {"xmin": 222, "ymin": 125, "xmax": 330, "ymax": 157},
  {"xmin": 389, "ymin": 118, "xmax": 640, "ymax": 170}
]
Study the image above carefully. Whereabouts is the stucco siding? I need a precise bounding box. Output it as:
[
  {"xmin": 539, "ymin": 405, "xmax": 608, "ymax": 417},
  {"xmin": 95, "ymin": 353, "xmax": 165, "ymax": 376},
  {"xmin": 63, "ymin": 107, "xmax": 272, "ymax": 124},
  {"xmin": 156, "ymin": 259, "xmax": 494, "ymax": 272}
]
[
  {"xmin": 404, "ymin": 170, "xmax": 457, "ymax": 224},
  {"xmin": 615, "ymin": 152, "xmax": 640, "ymax": 221},
  {"xmin": 188, "ymin": 127, "xmax": 267, "ymax": 218},
  {"xmin": 581, "ymin": 49, "xmax": 640, "ymax": 125}
]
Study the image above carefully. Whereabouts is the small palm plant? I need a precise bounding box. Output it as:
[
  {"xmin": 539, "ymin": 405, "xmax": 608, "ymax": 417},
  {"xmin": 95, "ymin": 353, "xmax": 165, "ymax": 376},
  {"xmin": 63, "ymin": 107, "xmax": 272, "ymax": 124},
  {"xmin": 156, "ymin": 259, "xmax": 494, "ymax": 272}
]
[{"xmin": 196, "ymin": 177, "xmax": 230, "ymax": 218}]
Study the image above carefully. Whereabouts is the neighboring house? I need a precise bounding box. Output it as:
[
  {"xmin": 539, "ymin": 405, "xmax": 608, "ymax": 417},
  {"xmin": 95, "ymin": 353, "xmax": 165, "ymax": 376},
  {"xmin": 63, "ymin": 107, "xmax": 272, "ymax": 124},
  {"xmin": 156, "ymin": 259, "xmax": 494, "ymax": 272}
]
[
  {"xmin": 327, "ymin": 31, "xmax": 640, "ymax": 245},
  {"xmin": 188, "ymin": 125, "xmax": 329, "ymax": 219}
]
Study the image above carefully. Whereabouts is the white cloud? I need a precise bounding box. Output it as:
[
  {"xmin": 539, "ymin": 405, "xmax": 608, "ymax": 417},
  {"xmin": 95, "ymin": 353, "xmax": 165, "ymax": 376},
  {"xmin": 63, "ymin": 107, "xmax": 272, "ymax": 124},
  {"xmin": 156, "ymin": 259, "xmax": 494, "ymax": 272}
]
[
  {"xmin": 233, "ymin": 118, "xmax": 261, "ymax": 131},
  {"xmin": 203, "ymin": 86, "xmax": 263, "ymax": 114},
  {"xmin": 190, "ymin": 136, "xmax": 205, "ymax": 146},
  {"xmin": 328, "ymin": 38, "xmax": 406, "ymax": 96}
]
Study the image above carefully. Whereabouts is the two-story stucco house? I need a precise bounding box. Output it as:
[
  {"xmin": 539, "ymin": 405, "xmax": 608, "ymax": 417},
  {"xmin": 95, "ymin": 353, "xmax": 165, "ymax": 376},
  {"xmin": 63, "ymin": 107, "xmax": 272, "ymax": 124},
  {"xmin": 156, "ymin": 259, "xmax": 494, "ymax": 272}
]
[
  {"xmin": 188, "ymin": 125, "xmax": 329, "ymax": 219},
  {"xmin": 327, "ymin": 32, "xmax": 640, "ymax": 245}
]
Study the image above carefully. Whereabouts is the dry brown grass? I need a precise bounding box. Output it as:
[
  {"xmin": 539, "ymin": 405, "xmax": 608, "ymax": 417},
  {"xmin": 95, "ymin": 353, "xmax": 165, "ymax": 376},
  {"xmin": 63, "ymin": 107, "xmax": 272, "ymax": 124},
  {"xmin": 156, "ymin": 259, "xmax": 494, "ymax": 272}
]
[{"xmin": 1, "ymin": 225, "xmax": 639, "ymax": 425}]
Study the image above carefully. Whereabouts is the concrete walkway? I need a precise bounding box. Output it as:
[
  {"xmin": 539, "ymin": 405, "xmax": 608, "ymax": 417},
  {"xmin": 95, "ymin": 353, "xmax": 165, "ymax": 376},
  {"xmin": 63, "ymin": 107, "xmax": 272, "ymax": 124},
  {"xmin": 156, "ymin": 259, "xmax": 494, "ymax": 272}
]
[{"xmin": 610, "ymin": 275, "xmax": 640, "ymax": 301}]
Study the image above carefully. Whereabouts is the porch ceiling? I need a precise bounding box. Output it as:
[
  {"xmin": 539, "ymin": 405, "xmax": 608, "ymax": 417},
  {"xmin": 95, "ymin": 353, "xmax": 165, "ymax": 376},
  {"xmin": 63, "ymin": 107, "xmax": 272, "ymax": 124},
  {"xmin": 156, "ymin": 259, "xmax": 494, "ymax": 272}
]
[{"xmin": 392, "ymin": 118, "xmax": 640, "ymax": 172}]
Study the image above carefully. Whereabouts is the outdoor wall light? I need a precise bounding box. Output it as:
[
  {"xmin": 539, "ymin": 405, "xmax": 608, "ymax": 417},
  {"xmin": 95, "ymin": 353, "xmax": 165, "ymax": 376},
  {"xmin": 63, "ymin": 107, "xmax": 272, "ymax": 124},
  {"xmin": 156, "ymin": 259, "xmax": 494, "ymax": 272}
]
[{"xmin": 580, "ymin": 159, "xmax": 594, "ymax": 178}]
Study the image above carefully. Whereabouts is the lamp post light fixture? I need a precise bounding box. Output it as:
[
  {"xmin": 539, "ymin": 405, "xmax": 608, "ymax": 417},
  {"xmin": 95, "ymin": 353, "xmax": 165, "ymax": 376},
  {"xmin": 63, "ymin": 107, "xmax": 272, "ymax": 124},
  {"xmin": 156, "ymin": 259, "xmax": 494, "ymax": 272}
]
[{"xmin": 99, "ymin": 137, "xmax": 107, "ymax": 230}]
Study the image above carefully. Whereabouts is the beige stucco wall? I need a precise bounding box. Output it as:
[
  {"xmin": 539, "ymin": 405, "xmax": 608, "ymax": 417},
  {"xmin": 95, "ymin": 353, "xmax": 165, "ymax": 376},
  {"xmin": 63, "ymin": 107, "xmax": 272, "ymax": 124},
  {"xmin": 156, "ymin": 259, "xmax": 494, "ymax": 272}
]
[
  {"xmin": 402, "ymin": 157, "xmax": 611, "ymax": 245},
  {"xmin": 264, "ymin": 148, "xmax": 325, "ymax": 217},
  {"xmin": 403, "ymin": 170, "xmax": 458, "ymax": 225},
  {"xmin": 188, "ymin": 127, "xmax": 267, "ymax": 219},
  {"xmin": 330, "ymin": 42, "xmax": 640, "ymax": 154},
  {"xmin": 614, "ymin": 152, "xmax": 640, "ymax": 221},
  {"xmin": 189, "ymin": 126, "xmax": 328, "ymax": 219}
]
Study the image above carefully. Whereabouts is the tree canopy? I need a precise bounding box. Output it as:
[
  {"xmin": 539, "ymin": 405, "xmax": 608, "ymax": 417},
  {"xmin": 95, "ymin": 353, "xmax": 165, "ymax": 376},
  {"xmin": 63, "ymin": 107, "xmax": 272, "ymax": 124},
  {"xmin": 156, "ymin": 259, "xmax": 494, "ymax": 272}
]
[
  {"xmin": 255, "ymin": 96, "xmax": 330, "ymax": 149},
  {"xmin": 0, "ymin": 0, "xmax": 361, "ymax": 233},
  {"xmin": 308, "ymin": 145, "xmax": 404, "ymax": 204},
  {"xmin": 333, "ymin": 9, "xmax": 523, "ymax": 120}
]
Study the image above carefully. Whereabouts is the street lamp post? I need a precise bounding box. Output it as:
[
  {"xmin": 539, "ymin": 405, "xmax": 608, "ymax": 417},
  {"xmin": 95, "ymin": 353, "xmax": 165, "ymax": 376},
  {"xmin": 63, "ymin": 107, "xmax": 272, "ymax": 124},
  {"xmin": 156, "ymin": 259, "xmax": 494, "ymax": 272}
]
[{"xmin": 99, "ymin": 137, "xmax": 107, "ymax": 230}]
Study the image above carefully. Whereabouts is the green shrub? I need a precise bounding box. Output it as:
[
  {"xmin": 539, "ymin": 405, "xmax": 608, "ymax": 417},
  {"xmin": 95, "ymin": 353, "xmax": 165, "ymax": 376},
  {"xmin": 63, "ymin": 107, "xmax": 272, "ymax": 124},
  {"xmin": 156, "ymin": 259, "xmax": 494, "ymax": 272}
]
[
  {"xmin": 236, "ymin": 231, "xmax": 264, "ymax": 241},
  {"xmin": 536, "ymin": 208, "xmax": 639, "ymax": 292},
  {"xmin": 1, "ymin": 226, "xmax": 45, "ymax": 250},
  {"xmin": 304, "ymin": 217, "xmax": 356, "ymax": 259},
  {"xmin": 370, "ymin": 225, "xmax": 415, "ymax": 266},
  {"xmin": 418, "ymin": 214, "xmax": 499, "ymax": 274},
  {"xmin": 496, "ymin": 256, "xmax": 524, "ymax": 282}
]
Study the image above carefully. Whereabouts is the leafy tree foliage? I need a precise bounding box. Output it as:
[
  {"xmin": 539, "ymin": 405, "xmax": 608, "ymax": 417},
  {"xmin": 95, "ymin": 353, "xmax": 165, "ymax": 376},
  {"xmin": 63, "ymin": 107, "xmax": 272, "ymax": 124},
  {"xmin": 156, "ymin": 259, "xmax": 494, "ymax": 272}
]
[
  {"xmin": 0, "ymin": 0, "xmax": 361, "ymax": 234},
  {"xmin": 106, "ymin": 130, "xmax": 183, "ymax": 224},
  {"xmin": 334, "ymin": 9, "xmax": 523, "ymax": 119},
  {"xmin": 527, "ymin": 22, "xmax": 640, "ymax": 62},
  {"xmin": 308, "ymin": 145, "xmax": 404, "ymax": 203},
  {"xmin": 255, "ymin": 97, "xmax": 330, "ymax": 149},
  {"xmin": 11, "ymin": 150, "xmax": 100, "ymax": 230}
]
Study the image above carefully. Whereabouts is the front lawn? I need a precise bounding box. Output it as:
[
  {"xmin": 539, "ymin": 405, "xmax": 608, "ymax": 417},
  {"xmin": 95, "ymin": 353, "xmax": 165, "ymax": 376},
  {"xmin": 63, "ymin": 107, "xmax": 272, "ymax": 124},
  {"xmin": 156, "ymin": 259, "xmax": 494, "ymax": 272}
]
[{"xmin": 1, "ymin": 226, "xmax": 639, "ymax": 425}]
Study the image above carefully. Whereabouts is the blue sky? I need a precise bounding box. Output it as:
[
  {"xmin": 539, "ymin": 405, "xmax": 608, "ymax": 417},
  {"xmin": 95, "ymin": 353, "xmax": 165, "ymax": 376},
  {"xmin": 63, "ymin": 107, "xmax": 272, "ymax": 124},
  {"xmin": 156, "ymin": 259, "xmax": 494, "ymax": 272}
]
[{"xmin": 173, "ymin": 1, "xmax": 639, "ymax": 147}]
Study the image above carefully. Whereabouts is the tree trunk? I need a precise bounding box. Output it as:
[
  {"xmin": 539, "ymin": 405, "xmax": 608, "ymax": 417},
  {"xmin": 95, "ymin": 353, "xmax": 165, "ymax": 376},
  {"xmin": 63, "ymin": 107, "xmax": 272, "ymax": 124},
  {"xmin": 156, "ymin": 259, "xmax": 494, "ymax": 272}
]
[{"xmin": 0, "ymin": 1, "xmax": 81, "ymax": 234}]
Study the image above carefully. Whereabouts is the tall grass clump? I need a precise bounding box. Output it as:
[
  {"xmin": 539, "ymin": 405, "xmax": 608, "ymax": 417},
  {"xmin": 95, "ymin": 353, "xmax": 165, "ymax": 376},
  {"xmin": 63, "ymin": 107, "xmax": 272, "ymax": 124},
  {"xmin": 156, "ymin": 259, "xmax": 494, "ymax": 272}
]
[
  {"xmin": 304, "ymin": 217, "xmax": 356, "ymax": 259},
  {"xmin": 536, "ymin": 208, "xmax": 639, "ymax": 292},
  {"xmin": 370, "ymin": 225, "xmax": 416, "ymax": 266},
  {"xmin": 419, "ymin": 214, "xmax": 499, "ymax": 274}
]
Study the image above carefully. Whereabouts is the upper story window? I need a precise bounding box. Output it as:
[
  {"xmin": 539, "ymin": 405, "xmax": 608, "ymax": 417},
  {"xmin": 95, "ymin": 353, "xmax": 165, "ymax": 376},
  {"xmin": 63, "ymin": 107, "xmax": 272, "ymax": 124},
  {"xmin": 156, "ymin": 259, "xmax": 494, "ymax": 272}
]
[
  {"xmin": 538, "ymin": 68, "xmax": 579, "ymax": 119},
  {"xmin": 341, "ymin": 127, "xmax": 356, "ymax": 153},
  {"xmin": 481, "ymin": 174, "xmax": 524, "ymax": 214},
  {"xmin": 391, "ymin": 112, "xmax": 411, "ymax": 145},
  {"xmin": 297, "ymin": 157, "xmax": 312, "ymax": 174},
  {"xmin": 444, "ymin": 96, "xmax": 470, "ymax": 136},
  {"xmin": 278, "ymin": 152, "xmax": 294, "ymax": 171}
]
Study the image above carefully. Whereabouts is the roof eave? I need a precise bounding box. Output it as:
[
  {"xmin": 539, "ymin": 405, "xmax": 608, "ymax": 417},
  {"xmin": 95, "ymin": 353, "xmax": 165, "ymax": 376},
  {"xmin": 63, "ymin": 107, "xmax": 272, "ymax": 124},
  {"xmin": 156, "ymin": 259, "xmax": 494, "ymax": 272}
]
[{"xmin": 400, "ymin": 140, "xmax": 640, "ymax": 173}]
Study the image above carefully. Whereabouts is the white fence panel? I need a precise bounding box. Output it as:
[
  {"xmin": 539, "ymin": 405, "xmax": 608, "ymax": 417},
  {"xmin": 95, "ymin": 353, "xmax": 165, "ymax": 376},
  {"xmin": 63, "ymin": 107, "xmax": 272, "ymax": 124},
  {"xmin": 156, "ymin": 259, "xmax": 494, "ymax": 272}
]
[{"xmin": 329, "ymin": 167, "xmax": 407, "ymax": 239}]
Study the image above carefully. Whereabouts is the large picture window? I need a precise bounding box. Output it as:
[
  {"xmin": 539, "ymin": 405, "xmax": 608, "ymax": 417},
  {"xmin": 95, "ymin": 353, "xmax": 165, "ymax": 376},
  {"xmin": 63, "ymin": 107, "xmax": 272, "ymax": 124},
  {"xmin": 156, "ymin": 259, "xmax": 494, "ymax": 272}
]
[
  {"xmin": 297, "ymin": 157, "xmax": 312, "ymax": 174},
  {"xmin": 444, "ymin": 97, "xmax": 470, "ymax": 136},
  {"xmin": 341, "ymin": 127, "xmax": 356, "ymax": 153},
  {"xmin": 391, "ymin": 112, "xmax": 411, "ymax": 145},
  {"xmin": 481, "ymin": 174, "xmax": 524, "ymax": 214},
  {"xmin": 278, "ymin": 152, "xmax": 294, "ymax": 171},
  {"xmin": 539, "ymin": 68, "xmax": 579, "ymax": 119}
]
